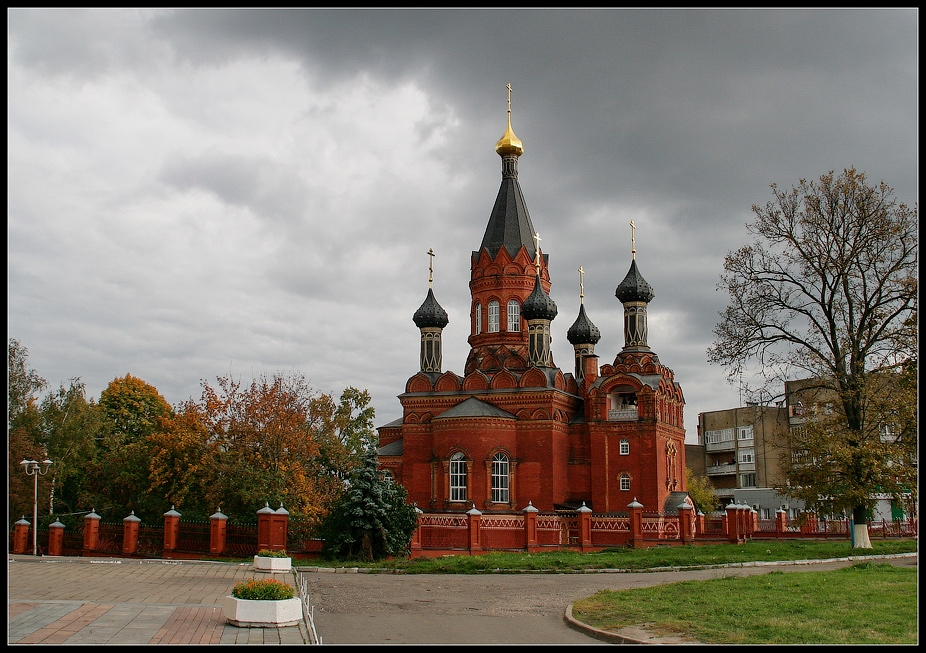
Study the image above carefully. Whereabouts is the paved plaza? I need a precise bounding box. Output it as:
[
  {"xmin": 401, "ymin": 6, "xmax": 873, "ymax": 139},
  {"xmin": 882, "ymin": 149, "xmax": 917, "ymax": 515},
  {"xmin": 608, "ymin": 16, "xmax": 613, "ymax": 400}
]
[{"xmin": 8, "ymin": 556, "xmax": 309, "ymax": 645}]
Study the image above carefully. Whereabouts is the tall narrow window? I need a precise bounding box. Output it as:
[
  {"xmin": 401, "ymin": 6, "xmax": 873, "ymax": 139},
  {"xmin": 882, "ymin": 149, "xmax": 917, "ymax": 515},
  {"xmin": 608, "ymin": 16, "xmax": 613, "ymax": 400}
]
[
  {"xmin": 488, "ymin": 301, "xmax": 500, "ymax": 332},
  {"xmin": 450, "ymin": 452, "xmax": 467, "ymax": 502},
  {"xmin": 474, "ymin": 303, "xmax": 482, "ymax": 335},
  {"xmin": 491, "ymin": 452, "xmax": 510, "ymax": 503},
  {"xmin": 619, "ymin": 439, "xmax": 630, "ymax": 455},
  {"xmin": 620, "ymin": 473, "xmax": 631, "ymax": 491},
  {"xmin": 507, "ymin": 300, "xmax": 520, "ymax": 332}
]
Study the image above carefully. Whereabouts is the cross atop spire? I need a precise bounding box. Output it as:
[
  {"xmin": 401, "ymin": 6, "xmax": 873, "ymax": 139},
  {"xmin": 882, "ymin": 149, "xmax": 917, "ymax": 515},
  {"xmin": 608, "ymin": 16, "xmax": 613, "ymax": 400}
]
[
  {"xmin": 630, "ymin": 220, "xmax": 636, "ymax": 260},
  {"xmin": 495, "ymin": 83, "xmax": 523, "ymax": 159},
  {"xmin": 533, "ymin": 232, "xmax": 542, "ymax": 273},
  {"xmin": 427, "ymin": 248, "xmax": 435, "ymax": 288},
  {"xmin": 578, "ymin": 266, "xmax": 585, "ymax": 304}
]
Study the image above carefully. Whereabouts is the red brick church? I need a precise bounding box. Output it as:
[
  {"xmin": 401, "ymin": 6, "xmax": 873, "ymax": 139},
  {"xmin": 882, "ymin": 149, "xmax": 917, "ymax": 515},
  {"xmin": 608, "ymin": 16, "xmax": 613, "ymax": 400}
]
[{"xmin": 377, "ymin": 91, "xmax": 689, "ymax": 515}]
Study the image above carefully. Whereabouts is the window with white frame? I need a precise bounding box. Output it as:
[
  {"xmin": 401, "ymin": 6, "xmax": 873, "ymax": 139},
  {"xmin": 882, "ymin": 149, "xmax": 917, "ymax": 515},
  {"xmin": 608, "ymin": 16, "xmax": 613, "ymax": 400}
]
[
  {"xmin": 739, "ymin": 448, "xmax": 755, "ymax": 464},
  {"xmin": 619, "ymin": 473, "xmax": 631, "ymax": 491},
  {"xmin": 450, "ymin": 452, "xmax": 467, "ymax": 501},
  {"xmin": 739, "ymin": 473, "xmax": 756, "ymax": 487},
  {"xmin": 507, "ymin": 299, "xmax": 520, "ymax": 332},
  {"xmin": 474, "ymin": 303, "xmax": 482, "ymax": 335},
  {"xmin": 488, "ymin": 301, "xmax": 500, "ymax": 332},
  {"xmin": 491, "ymin": 452, "xmax": 510, "ymax": 503},
  {"xmin": 879, "ymin": 423, "xmax": 896, "ymax": 442},
  {"xmin": 705, "ymin": 428, "xmax": 735, "ymax": 444},
  {"xmin": 381, "ymin": 469, "xmax": 394, "ymax": 485},
  {"xmin": 737, "ymin": 426, "xmax": 754, "ymax": 440},
  {"xmin": 619, "ymin": 438, "xmax": 630, "ymax": 455}
]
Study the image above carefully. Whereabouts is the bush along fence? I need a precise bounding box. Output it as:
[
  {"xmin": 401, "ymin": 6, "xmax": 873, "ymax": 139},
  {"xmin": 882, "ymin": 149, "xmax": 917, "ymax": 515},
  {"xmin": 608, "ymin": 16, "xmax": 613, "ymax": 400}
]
[{"xmin": 10, "ymin": 498, "xmax": 917, "ymax": 559}]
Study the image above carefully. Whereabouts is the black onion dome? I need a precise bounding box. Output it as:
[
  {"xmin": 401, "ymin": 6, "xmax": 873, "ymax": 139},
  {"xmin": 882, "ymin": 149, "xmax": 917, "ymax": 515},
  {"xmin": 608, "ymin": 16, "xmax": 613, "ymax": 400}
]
[
  {"xmin": 566, "ymin": 303, "xmax": 601, "ymax": 345},
  {"xmin": 521, "ymin": 274, "xmax": 558, "ymax": 321},
  {"xmin": 413, "ymin": 288, "xmax": 449, "ymax": 328},
  {"xmin": 615, "ymin": 260, "xmax": 655, "ymax": 304}
]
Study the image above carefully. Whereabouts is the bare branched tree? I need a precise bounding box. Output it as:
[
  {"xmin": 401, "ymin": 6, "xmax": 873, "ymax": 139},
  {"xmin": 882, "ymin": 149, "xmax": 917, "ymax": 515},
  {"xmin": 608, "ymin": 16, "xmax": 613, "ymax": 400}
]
[{"xmin": 707, "ymin": 168, "xmax": 917, "ymax": 547}]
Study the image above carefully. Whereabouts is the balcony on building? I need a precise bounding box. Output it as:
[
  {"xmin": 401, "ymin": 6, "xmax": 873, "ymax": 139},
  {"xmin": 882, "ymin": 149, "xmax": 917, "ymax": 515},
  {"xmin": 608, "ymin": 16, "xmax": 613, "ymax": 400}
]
[
  {"xmin": 705, "ymin": 439, "xmax": 735, "ymax": 452},
  {"xmin": 608, "ymin": 408, "xmax": 639, "ymax": 421},
  {"xmin": 706, "ymin": 462, "xmax": 737, "ymax": 476},
  {"xmin": 704, "ymin": 428, "xmax": 735, "ymax": 452}
]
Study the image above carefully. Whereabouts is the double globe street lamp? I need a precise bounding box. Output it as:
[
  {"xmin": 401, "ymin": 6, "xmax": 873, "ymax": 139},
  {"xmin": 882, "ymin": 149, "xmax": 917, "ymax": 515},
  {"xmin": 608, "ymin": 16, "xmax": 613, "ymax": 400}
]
[{"xmin": 20, "ymin": 458, "xmax": 53, "ymax": 556}]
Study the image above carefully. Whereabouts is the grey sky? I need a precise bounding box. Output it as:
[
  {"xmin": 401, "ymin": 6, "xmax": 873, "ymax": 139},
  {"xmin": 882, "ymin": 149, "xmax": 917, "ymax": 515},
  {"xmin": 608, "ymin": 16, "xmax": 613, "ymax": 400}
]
[{"xmin": 8, "ymin": 8, "xmax": 918, "ymax": 441}]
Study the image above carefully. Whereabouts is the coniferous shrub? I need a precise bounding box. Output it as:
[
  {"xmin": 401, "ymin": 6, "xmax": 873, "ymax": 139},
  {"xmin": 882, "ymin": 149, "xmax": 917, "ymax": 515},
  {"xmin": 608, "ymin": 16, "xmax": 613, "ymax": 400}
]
[{"xmin": 317, "ymin": 444, "xmax": 418, "ymax": 561}]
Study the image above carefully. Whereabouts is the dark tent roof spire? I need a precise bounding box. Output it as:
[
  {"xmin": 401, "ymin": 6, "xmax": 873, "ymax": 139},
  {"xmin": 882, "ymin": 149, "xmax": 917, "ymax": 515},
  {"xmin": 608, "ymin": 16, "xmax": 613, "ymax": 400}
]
[{"xmin": 477, "ymin": 83, "xmax": 537, "ymax": 262}]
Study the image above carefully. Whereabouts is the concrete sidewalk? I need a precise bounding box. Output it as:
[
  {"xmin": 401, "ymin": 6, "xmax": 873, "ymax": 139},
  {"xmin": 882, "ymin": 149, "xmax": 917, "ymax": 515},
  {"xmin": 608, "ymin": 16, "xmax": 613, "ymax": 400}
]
[{"xmin": 8, "ymin": 555, "xmax": 311, "ymax": 645}]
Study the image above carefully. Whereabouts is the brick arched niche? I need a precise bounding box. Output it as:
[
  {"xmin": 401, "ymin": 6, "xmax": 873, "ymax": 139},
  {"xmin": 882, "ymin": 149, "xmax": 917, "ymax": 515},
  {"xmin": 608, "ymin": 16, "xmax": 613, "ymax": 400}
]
[
  {"xmin": 432, "ymin": 417, "xmax": 517, "ymax": 510},
  {"xmin": 604, "ymin": 381, "xmax": 642, "ymax": 421}
]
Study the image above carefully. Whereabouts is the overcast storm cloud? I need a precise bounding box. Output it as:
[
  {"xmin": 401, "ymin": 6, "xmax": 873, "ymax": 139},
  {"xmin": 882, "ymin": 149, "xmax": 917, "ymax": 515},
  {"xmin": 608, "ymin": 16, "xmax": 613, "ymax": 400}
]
[{"xmin": 8, "ymin": 8, "xmax": 918, "ymax": 440}]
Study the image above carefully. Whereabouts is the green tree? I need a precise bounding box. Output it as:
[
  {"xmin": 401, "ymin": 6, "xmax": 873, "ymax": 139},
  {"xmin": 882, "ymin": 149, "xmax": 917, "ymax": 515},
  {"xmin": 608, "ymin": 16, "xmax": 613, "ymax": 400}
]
[
  {"xmin": 81, "ymin": 374, "xmax": 173, "ymax": 522},
  {"xmin": 318, "ymin": 444, "xmax": 419, "ymax": 561},
  {"xmin": 8, "ymin": 339, "xmax": 47, "ymax": 526},
  {"xmin": 685, "ymin": 467, "xmax": 719, "ymax": 514},
  {"xmin": 98, "ymin": 373, "xmax": 173, "ymax": 443},
  {"xmin": 707, "ymin": 168, "xmax": 917, "ymax": 548},
  {"xmin": 310, "ymin": 386, "xmax": 378, "ymax": 484},
  {"xmin": 8, "ymin": 338, "xmax": 46, "ymax": 431},
  {"xmin": 38, "ymin": 379, "xmax": 102, "ymax": 518}
]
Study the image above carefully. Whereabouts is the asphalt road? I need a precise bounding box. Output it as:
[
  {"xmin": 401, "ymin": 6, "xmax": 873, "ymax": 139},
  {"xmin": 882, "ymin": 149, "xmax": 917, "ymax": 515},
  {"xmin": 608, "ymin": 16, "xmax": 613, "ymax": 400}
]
[{"xmin": 298, "ymin": 554, "xmax": 917, "ymax": 645}]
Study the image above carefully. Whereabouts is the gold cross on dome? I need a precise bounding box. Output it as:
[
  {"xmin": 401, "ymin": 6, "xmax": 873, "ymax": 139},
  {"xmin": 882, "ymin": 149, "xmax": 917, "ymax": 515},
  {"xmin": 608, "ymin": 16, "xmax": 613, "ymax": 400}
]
[
  {"xmin": 532, "ymin": 232, "xmax": 542, "ymax": 273},
  {"xmin": 506, "ymin": 83, "xmax": 512, "ymax": 114},
  {"xmin": 427, "ymin": 248, "xmax": 435, "ymax": 287},
  {"xmin": 578, "ymin": 266, "xmax": 585, "ymax": 302},
  {"xmin": 629, "ymin": 220, "xmax": 638, "ymax": 260}
]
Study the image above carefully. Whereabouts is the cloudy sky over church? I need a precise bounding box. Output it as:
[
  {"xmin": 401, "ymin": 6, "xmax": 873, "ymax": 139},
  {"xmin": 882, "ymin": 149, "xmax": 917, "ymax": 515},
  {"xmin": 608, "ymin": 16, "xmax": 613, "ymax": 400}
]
[{"xmin": 8, "ymin": 9, "xmax": 917, "ymax": 440}]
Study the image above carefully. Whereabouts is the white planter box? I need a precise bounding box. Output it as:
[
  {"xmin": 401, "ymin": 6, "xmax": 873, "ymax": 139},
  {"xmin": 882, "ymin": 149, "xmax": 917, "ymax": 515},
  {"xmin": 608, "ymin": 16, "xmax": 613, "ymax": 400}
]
[
  {"xmin": 253, "ymin": 555, "xmax": 292, "ymax": 573},
  {"xmin": 224, "ymin": 596, "xmax": 302, "ymax": 627}
]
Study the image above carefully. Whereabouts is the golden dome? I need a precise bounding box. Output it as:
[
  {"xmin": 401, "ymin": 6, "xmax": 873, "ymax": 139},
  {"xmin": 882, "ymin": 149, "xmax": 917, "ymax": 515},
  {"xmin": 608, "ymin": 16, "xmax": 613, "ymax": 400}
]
[
  {"xmin": 495, "ymin": 83, "xmax": 523, "ymax": 157},
  {"xmin": 495, "ymin": 113, "xmax": 523, "ymax": 157}
]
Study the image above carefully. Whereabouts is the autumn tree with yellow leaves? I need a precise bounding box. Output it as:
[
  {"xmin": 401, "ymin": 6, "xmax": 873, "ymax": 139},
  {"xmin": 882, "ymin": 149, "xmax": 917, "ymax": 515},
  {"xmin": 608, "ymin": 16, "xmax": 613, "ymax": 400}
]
[{"xmin": 146, "ymin": 373, "xmax": 377, "ymax": 526}]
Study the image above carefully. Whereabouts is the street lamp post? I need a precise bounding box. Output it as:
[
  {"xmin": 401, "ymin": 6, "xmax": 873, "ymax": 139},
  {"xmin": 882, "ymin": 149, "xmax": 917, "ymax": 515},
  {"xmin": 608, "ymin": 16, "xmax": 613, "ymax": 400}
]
[{"xmin": 20, "ymin": 458, "xmax": 53, "ymax": 556}]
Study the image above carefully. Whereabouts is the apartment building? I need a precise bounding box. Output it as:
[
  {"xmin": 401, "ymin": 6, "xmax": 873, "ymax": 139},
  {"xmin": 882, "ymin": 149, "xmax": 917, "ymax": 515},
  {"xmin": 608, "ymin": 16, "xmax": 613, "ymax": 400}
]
[
  {"xmin": 689, "ymin": 403, "xmax": 799, "ymax": 518},
  {"xmin": 688, "ymin": 376, "xmax": 915, "ymax": 522},
  {"xmin": 784, "ymin": 378, "xmax": 913, "ymax": 522}
]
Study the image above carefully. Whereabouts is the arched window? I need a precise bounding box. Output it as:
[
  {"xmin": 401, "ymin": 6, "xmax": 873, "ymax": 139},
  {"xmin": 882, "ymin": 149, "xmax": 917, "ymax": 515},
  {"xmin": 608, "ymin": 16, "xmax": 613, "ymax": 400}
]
[
  {"xmin": 619, "ymin": 439, "xmax": 630, "ymax": 455},
  {"xmin": 474, "ymin": 303, "xmax": 482, "ymax": 335},
  {"xmin": 507, "ymin": 299, "xmax": 520, "ymax": 332},
  {"xmin": 488, "ymin": 301, "xmax": 500, "ymax": 332},
  {"xmin": 620, "ymin": 473, "xmax": 631, "ymax": 491},
  {"xmin": 491, "ymin": 452, "xmax": 510, "ymax": 503},
  {"xmin": 381, "ymin": 469, "xmax": 394, "ymax": 485},
  {"xmin": 450, "ymin": 452, "xmax": 467, "ymax": 501}
]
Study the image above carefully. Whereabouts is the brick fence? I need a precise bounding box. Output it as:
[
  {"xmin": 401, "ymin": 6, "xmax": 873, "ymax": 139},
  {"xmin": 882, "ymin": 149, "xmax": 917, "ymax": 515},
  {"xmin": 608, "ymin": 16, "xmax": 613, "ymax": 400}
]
[{"xmin": 10, "ymin": 500, "xmax": 917, "ymax": 559}]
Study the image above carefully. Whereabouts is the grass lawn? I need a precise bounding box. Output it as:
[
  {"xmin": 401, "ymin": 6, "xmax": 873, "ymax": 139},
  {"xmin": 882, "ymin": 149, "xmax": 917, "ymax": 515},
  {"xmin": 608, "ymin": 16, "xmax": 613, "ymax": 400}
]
[
  {"xmin": 311, "ymin": 538, "xmax": 916, "ymax": 573},
  {"xmin": 571, "ymin": 561, "xmax": 917, "ymax": 644}
]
